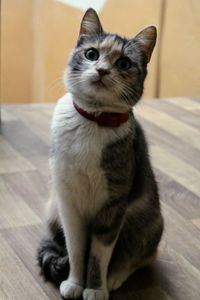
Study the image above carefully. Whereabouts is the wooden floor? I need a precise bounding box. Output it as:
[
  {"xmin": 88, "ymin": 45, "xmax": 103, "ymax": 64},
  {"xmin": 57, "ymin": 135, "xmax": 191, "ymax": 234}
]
[{"xmin": 0, "ymin": 97, "xmax": 200, "ymax": 300}]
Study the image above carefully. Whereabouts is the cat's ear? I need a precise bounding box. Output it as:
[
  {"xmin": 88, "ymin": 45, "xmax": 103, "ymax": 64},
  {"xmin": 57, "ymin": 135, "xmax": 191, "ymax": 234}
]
[
  {"xmin": 79, "ymin": 8, "xmax": 103, "ymax": 36},
  {"xmin": 134, "ymin": 26, "xmax": 157, "ymax": 63}
]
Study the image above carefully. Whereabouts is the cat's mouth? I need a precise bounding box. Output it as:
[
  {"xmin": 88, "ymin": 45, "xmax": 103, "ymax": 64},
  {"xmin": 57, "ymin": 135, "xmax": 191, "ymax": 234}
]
[{"xmin": 90, "ymin": 78, "xmax": 107, "ymax": 89}]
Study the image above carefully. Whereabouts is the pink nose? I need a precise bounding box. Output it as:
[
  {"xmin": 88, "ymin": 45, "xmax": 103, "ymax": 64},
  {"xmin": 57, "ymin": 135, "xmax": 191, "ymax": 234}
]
[{"xmin": 96, "ymin": 68, "xmax": 110, "ymax": 77}]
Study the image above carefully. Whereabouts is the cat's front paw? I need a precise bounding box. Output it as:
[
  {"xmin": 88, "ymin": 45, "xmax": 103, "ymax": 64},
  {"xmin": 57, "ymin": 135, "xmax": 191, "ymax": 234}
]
[
  {"xmin": 60, "ymin": 280, "xmax": 83, "ymax": 299},
  {"xmin": 83, "ymin": 288, "xmax": 109, "ymax": 300}
]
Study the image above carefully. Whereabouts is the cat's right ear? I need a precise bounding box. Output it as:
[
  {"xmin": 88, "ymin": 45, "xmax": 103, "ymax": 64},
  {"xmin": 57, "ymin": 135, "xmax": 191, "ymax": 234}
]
[
  {"xmin": 79, "ymin": 8, "xmax": 103, "ymax": 37},
  {"xmin": 133, "ymin": 26, "xmax": 157, "ymax": 63}
]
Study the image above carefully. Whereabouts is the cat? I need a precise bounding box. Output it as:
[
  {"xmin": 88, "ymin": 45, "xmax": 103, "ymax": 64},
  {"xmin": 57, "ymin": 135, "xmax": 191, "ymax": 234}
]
[{"xmin": 37, "ymin": 8, "xmax": 164, "ymax": 300}]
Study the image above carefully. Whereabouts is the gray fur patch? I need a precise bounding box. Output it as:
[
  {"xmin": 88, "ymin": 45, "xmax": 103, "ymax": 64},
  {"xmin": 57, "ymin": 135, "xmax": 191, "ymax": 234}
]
[
  {"xmin": 91, "ymin": 125, "xmax": 136, "ymax": 245},
  {"xmin": 101, "ymin": 118, "xmax": 135, "ymax": 200},
  {"xmin": 99, "ymin": 117, "xmax": 163, "ymax": 272},
  {"xmin": 93, "ymin": 199, "xmax": 126, "ymax": 245},
  {"xmin": 86, "ymin": 254, "xmax": 102, "ymax": 289}
]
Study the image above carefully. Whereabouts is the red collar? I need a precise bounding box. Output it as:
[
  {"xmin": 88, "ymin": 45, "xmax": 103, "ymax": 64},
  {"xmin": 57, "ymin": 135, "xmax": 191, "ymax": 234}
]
[{"xmin": 73, "ymin": 102, "xmax": 129, "ymax": 127}]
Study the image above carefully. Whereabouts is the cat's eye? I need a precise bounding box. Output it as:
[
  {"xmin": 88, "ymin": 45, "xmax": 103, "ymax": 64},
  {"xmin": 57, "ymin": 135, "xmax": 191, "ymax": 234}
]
[
  {"xmin": 116, "ymin": 57, "xmax": 132, "ymax": 70},
  {"xmin": 85, "ymin": 48, "xmax": 99, "ymax": 61}
]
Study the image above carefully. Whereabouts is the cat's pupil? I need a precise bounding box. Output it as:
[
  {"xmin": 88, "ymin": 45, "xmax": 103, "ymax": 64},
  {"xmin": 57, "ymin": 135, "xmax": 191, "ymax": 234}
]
[
  {"xmin": 85, "ymin": 48, "xmax": 99, "ymax": 61},
  {"xmin": 116, "ymin": 57, "xmax": 132, "ymax": 70}
]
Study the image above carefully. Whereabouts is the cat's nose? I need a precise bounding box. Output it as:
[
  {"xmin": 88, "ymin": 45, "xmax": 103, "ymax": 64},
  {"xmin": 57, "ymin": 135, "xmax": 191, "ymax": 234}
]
[{"xmin": 96, "ymin": 68, "xmax": 110, "ymax": 77}]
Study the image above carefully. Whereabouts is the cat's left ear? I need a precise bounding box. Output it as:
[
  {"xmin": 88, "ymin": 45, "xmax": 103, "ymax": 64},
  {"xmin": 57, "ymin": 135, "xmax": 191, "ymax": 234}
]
[
  {"xmin": 79, "ymin": 8, "xmax": 103, "ymax": 36},
  {"xmin": 134, "ymin": 26, "xmax": 157, "ymax": 63}
]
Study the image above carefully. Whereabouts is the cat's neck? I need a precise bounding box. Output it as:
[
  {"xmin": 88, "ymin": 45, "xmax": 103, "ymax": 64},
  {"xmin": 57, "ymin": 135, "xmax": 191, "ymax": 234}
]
[
  {"xmin": 73, "ymin": 101, "xmax": 130, "ymax": 127},
  {"xmin": 70, "ymin": 93, "xmax": 131, "ymax": 115}
]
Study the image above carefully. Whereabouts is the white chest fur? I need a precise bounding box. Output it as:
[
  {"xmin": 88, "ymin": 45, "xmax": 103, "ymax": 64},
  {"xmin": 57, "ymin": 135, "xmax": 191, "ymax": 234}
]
[{"xmin": 51, "ymin": 93, "xmax": 130, "ymax": 218}]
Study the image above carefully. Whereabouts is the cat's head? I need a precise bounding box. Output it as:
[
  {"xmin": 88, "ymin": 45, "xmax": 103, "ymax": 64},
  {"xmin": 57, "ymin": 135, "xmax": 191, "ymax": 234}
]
[{"xmin": 65, "ymin": 8, "xmax": 157, "ymax": 112}]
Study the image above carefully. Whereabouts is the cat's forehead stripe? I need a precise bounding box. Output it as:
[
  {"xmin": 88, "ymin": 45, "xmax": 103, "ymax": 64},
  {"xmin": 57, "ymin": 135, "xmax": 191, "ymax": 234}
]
[
  {"xmin": 82, "ymin": 36, "xmax": 124, "ymax": 49},
  {"xmin": 100, "ymin": 35, "xmax": 123, "ymax": 51},
  {"xmin": 99, "ymin": 35, "xmax": 124, "ymax": 60}
]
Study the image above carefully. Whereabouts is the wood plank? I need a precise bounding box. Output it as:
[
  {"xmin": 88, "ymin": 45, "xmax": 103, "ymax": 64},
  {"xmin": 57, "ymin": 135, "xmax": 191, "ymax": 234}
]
[
  {"xmin": 0, "ymin": 233, "xmax": 49, "ymax": 300},
  {"xmin": 136, "ymin": 105, "xmax": 200, "ymax": 150},
  {"xmin": 136, "ymin": 115, "xmax": 200, "ymax": 170},
  {"xmin": 0, "ymin": 136, "xmax": 36, "ymax": 174},
  {"xmin": 30, "ymin": 155, "xmax": 50, "ymax": 178},
  {"xmin": 155, "ymin": 168, "xmax": 200, "ymax": 219},
  {"xmin": 0, "ymin": 109, "xmax": 18, "ymax": 121},
  {"xmin": 0, "ymin": 155, "xmax": 36, "ymax": 174},
  {"xmin": 0, "ymin": 135, "xmax": 20, "ymax": 159},
  {"xmin": 191, "ymin": 219, "xmax": 200, "ymax": 231},
  {"xmin": 189, "ymin": 97, "xmax": 200, "ymax": 104},
  {"xmin": 1, "ymin": 105, "xmax": 52, "ymax": 143},
  {"xmin": 1, "ymin": 170, "xmax": 49, "ymax": 219},
  {"xmin": 1, "ymin": 120, "xmax": 49, "ymax": 158},
  {"xmin": 0, "ymin": 177, "xmax": 41, "ymax": 229},
  {"xmin": 164, "ymin": 97, "xmax": 200, "ymax": 111},
  {"xmin": 4, "ymin": 108, "xmax": 51, "ymax": 144},
  {"xmin": 152, "ymin": 241, "xmax": 200, "ymax": 300},
  {"xmin": 150, "ymin": 144, "xmax": 200, "ymax": 197},
  {"xmin": 144, "ymin": 98, "xmax": 200, "ymax": 130},
  {"xmin": 161, "ymin": 203, "xmax": 200, "ymax": 270},
  {"xmin": 2, "ymin": 225, "xmax": 60, "ymax": 300}
]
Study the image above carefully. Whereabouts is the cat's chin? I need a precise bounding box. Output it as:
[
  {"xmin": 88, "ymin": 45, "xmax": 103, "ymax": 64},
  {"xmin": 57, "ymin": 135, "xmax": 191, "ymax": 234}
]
[
  {"xmin": 68, "ymin": 84, "xmax": 130, "ymax": 112},
  {"xmin": 81, "ymin": 84, "xmax": 111, "ymax": 100},
  {"xmin": 67, "ymin": 82, "xmax": 108, "ymax": 98}
]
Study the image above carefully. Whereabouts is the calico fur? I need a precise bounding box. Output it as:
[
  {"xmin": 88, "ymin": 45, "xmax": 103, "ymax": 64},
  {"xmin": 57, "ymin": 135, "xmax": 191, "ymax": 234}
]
[{"xmin": 37, "ymin": 8, "xmax": 163, "ymax": 300}]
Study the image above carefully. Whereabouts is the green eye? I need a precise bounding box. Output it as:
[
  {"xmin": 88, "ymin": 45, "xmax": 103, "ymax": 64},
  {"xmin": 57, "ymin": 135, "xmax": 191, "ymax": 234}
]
[
  {"xmin": 116, "ymin": 57, "xmax": 132, "ymax": 70},
  {"xmin": 85, "ymin": 48, "xmax": 99, "ymax": 61}
]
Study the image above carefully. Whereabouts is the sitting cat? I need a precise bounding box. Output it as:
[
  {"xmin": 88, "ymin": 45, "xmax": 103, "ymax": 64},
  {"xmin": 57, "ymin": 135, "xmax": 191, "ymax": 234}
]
[{"xmin": 37, "ymin": 8, "xmax": 164, "ymax": 300}]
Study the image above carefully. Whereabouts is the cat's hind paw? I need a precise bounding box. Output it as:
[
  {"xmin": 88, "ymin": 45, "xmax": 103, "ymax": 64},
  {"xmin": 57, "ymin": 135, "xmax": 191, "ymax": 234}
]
[
  {"xmin": 60, "ymin": 280, "xmax": 83, "ymax": 299},
  {"xmin": 108, "ymin": 275, "xmax": 124, "ymax": 291},
  {"xmin": 83, "ymin": 288, "xmax": 109, "ymax": 300}
]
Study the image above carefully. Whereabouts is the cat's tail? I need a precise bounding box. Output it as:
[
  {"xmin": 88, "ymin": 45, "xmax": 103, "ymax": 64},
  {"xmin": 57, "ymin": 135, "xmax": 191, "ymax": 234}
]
[{"xmin": 37, "ymin": 238, "xmax": 69, "ymax": 286}]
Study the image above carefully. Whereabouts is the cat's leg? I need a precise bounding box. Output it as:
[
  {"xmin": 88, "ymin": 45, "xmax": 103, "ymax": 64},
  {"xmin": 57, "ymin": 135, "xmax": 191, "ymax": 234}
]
[
  {"xmin": 107, "ymin": 232, "xmax": 138, "ymax": 292},
  {"xmin": 83, "ymin": 201, "xmax": 125, "ymax": 300},
  {"xmin": 108, "ymin": 266, "xmax": 136, "ymax": 291},
  {"xmin": 107, "ymin": 253, "xmax": 157, "ymax": 291},
  {"xmin": 83, "ymin": 238, "xmax": 115, "ymax": 300},
  {"xmin": 58, "ymin": 198, "xmax": 86, "ymax": 299},
  {"xmin": 108, "ymin": 209, "xmax": 163, "ymax": 291}
]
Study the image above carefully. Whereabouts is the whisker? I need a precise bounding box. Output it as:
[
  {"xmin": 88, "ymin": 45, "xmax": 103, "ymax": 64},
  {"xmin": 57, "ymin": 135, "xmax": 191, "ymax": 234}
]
[
  {"xmin": 111, "ymin": 77, "xmax": 139, "ymax": 105},
  {"xmin": 110, "ymin": 78, "xmax": 130, "ymax": 108},
  {"xmin": 48, "ymin": 77, "xmax": 64, "ymax": 89},
  {"xmin": 120, "ymin": 80, "xmax": 140, "ymax": 102},
  {"xmin": 68, "ymin": 78, "xmax": 87, "ymax": 88}
]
